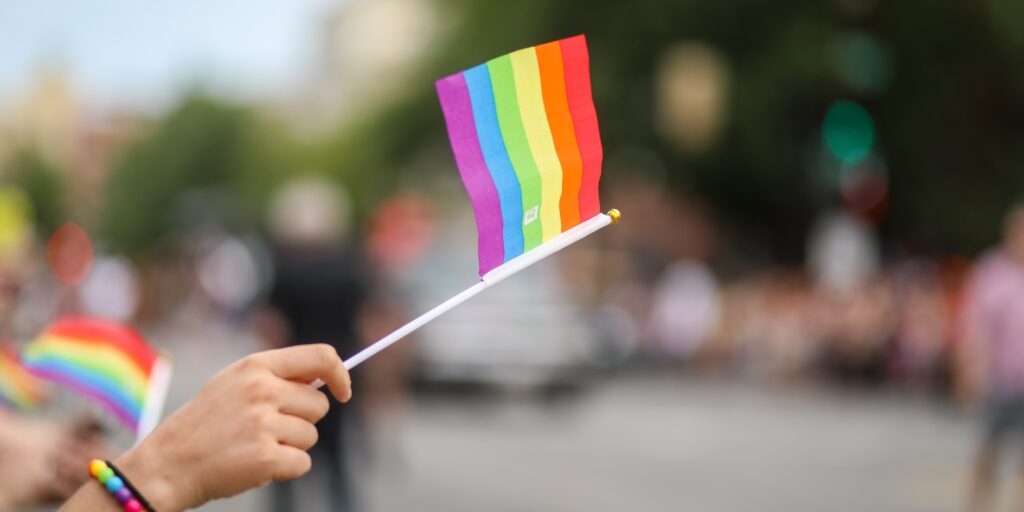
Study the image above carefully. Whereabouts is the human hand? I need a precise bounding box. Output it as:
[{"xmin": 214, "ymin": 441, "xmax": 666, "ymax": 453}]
[
  {"xmin": 51, "ymin": 417, "xmax": 110, "ymax": 499},
  {"xmin": 0, "ymin": 414, "xmax": 108, "ymax": 508},
  {"xmin": 113, "ymin": 344, "xmax": 351, "ymax": 512}
]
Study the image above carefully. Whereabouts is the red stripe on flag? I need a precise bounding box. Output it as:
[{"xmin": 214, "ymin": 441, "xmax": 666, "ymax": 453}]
[
  {"xmin": 559, "ymin": 35, "xmax": 603, "ymax": 220},
  {"xmin": 536, "ymin": 40, "xmax": 583, "ymax": 231},
  {"xmin": 45, "ymin": 317, "xmax": 157, "ymax": 373}
]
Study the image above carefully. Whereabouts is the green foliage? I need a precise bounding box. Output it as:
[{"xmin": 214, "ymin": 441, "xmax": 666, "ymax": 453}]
[
  {"xmin": 100, "ymin": 94, "xmax": 293, "ymax": 254},
  {"xmin": 98, "ymin": 0, "xmax": 1024, "ymax": 258},
  {"xmin": 366, "ymin": 0, "xmax": 1024, "ymax": 257},
  {"xmin": 6, "ymin": 148, "xmax": 65, "ymax": 234}
]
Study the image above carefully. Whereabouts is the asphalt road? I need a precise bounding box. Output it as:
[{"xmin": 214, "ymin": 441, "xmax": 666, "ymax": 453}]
[
  {"xmin": 354, "ymin": 378, "xmax": 976, "ymax": 512},
  {"xmin": 163, "ymin": 329, "xmax": 985, "ymax": 512}
]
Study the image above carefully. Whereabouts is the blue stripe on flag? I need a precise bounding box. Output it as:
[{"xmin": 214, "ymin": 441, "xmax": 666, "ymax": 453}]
[{"xmin": 464, "ymin": 64, "xmax": 526, "ymax": 261}]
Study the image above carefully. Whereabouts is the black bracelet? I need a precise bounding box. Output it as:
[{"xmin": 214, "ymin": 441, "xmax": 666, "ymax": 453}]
[{"xmin": 106, "ymin": 460, "xmax": 157, "ymax": 512}]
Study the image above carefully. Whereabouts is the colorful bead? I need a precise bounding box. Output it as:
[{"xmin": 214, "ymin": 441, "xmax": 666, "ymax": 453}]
[
  {"xmin": 105, "ymin": 476, "xmax": 124, "ymax": 493},
  {"xmin": 89, "ymin": 459, "xmax": 107, "ymax": 478},
  {"xmin": 115, "ymin": 487, "xmax": 133, "ymax": 504},
  {"xmin": 89, "ymin": 460, "xmax": 149, "ymax": 512}
]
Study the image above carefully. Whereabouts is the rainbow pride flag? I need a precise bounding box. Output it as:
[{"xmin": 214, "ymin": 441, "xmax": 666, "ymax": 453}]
[
  {"xmin": 0, "ymin": 343, "xmax": 48, "ymax": 410},
  {"xmin": 311, "ymin": 35, "xmax": 617, "ymax": 372},
  {"xmin": 436, "ymin": 34, "xmax": 603, "ymax": 276},
  {"xmin": 22, "ymin": 317, "xmax": 172, "ymax": 439}
]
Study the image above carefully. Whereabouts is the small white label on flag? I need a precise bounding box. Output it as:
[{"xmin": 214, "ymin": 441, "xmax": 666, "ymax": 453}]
[{"xmin": 523, "ymin": 206, "xmax": 539, "ymax": 225}]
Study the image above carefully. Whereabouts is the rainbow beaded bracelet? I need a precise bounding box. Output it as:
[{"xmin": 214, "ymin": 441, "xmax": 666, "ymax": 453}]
[{"xmin": 88, "ymin": 459, "xmax": 154, "ymax": 512}]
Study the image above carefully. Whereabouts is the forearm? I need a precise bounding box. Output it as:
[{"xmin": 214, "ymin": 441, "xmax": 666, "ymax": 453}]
[
  {"xmin": 60, "ymin": 480, "xmax": 120, "ymax": 512},
  {"xmin": 60, "ymin": 449, "xmax": 183, "ymax": 512},
  {"xmin": 0, "ymin": 412, "xmax": 15, "ymax": 509},
  {"xmin": 62, "ymin": 344, "xmax": 353, "ymax": 512}
]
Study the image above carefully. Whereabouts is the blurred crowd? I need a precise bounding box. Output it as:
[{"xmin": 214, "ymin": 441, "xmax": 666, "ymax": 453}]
[
  {"xmin": 573, "ymin": 179, "xmax": 973, "ymax": 398},
  {"xmin": 2, "ymin": 165, "xmax": 1023, "ymax": 510},
  {"xmin": 2, "ymin": 0, "xmax": 1024, "ymax": 509}
]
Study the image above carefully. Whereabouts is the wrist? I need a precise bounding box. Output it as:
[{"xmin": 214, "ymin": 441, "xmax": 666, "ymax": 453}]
[{"xmin": 115, "ymin": 441, "xmax": 193, "ymax": 512}]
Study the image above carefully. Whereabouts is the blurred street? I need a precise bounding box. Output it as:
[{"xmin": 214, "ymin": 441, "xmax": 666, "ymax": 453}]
[
  {"xmin": 357, "ymin": 378, "xmax": 974, "ymax": 512},
  {"xmin": 5, "ymin": 0, "xmax": 1024, "ymax": 510},
  {"xmin": 157, "ymin": 311, "xmax": 978, "ymax": 512},
  {"xmin": 158, "ymin": 294, "xmax": 978, "ymax": 512}
]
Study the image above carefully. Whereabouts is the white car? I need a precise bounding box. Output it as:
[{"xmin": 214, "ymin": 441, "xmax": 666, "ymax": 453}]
[{"xmin": 403, "ymin": 222, "xmax": 602, "ymax": 390}]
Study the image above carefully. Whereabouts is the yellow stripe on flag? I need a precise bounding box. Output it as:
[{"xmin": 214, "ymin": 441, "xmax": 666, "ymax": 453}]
[
  {"xmin": 510, "ymin": 47, "xmax": 563, "ymax": 242},
  {"xmin": 25, "ymin": 335, "xmax": 149, "ymax": 402}
]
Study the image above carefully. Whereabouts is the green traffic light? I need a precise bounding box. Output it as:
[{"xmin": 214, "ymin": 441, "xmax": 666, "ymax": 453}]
[{"xmin": 823, "ymin": 100, "xmax": 875, "ymax": 165}]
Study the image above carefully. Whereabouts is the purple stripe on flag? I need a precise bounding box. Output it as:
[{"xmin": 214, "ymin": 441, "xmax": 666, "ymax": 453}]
[
  {"xmin": 436, "ymin": 72, "xmax": 505, "ymax": 274},
  {"xmin": 30, "ymin": 368, "xmax": 138, "ymax": 430}
]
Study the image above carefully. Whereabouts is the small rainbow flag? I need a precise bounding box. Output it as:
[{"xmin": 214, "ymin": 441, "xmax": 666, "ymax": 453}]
[
  {"xmin": 0, "ymin": 343, "xmax": 48, "ymax": 410},
  {"xmin": 22, "ymin": 317, "xmax": 172, "ymax": 439},
  {"xmin": 325, "ymin": 35, "xmax": 617, "ymax": 371},
  {"xmin": 436, "ymin": 34, "xmax": 603, "ymax": 276}
]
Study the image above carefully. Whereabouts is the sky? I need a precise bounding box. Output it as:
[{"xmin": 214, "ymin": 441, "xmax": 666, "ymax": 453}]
[{"xmin": 0, "ymin": 0, "xmax": 339, "ymax": 109}]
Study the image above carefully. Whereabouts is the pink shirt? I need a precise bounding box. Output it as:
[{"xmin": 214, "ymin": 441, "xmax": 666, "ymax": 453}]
[{"xmin": 963, "ymin": 251, "xmax": 1024, "ymax": 394}]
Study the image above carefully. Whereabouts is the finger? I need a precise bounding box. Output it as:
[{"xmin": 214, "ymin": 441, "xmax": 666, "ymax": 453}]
[
  {"xmin": 271, "ymin": 446, "xmax": 313, "ymax": 482},
  {"xmin": 276, "ymin": 380, "xmax": 331, "ymax": 423},
  {"xmin": 51, "ymin": 457, "xmax": 85, "ymax": 498},
  {"xmin": 270, "ymin": 414, "xmax": 319, "ymax": 451},
  {"xmin": 260, "ymin": 344, "xmax": 352, "ymax": 403},
  {"xmin": 51, "ymin": 474, "xmax": 83, "ymax": 500}
]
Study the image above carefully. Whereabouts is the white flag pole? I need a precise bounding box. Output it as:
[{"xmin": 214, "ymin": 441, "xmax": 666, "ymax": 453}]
[
  {"xmin": 310, "ymin": 209, "xmax": 620, "ymax": 387},
  {"xmin": 341, "ymin": 280, "xmax": 488, "ymax": 370},
  {"xmin": 136, "ymin": 354, "xmax": 173, "ymax": 444}
]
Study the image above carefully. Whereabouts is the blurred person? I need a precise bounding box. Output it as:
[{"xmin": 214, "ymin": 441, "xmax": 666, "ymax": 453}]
[
  {"xmin": 60, "ymin": 343, "xmax": 353, "ymax": 512},
  {"xmin": 0, "ymin": 412, "xmax": 108, "ymax": 509},
  {"xmin": 808, "ymin": 211, "xmax": 895, "ymax": 385},
  {"xmin": 360, "ymin": 194, "xmax": 434, "ymax": 399},
  {"xmin": 815, "ymin": 276, "xmax": 895, "ymax": 386},
  {"xmin": 261, "ymin": 177, "xmax": 369, "ymax": 512},
  {"xmin": 890, "ymin": 260, "xmax": 950, "ymax": 390},
  {"xmin": 355, "ymin": 297, "xmax": 411, "ymax": 477},
  {"xmin": 808, "ymin": 211, "xmax": 879, "ymax": 295},
  {"xmin": 0, "ymin": 190, "xmax": 115, "ymax": 510},
  {"xmin": 730, "ymin": 272, "xmax": 819, "ymax": 381},
  {"xmin": 962, "ymin": 202, "xmax": 1024, "ymax": 511},
  {"xmin": 646, "ymin": 259, "xmax": 721, "ymax": 361}
]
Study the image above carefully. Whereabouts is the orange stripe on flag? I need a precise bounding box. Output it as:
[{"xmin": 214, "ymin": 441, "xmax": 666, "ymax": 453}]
[
  {"xmin": 536, "ymin": 41, "xmax": 584, "ymax": 231},
  {"xmin": 47, "ymin": 316, "xmax": 156, "ymax": 371}
]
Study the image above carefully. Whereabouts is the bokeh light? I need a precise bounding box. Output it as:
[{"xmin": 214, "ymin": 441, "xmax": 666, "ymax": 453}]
[
  {"xmin": 833, "ymin": 32, "xmax": 894, "ymax": 95},
  {"xmin": 367, "ymin": 193, "xmax": 437, "ymax": 269},
  {"xmin": 47, "ymin": 222, "xmax": 94, "ymax": 285},
  {"xmin": 80, "ymin": 256, "xmax": 139, "ymax": 321},
  {"xmin": 197, "ymin": 236, "xmax": 264, "ymax": 311},
  {"xmin": 655, "ymin": 42, "xmax": 730, "ymax": 154},
  {"xmin": 0, "ymin": 187, "xmax": 34, "ymax": 265},
  {"xmin": 823, "ymin": 100, "xmax": 875, "ymax": 165},
  {"xmin": 840, "ymin": 157, "xmax": 890, "ymax": 224},
  {"xmin": 2, "ymin": 3, "xmax": 1023, "ymax": 511}
]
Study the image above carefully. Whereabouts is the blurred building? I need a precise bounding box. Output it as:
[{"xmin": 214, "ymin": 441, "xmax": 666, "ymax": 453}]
[
  {"xmin": 0, "ymin": 67, "xmax": 141, "ymax": 216},
  {"xmin": 288, "ymin": 0, "xmax": 443, "ymax": 131},
  {"xmin": 0, "ymin": 68, "xmax": 80, "ymax": 171}
]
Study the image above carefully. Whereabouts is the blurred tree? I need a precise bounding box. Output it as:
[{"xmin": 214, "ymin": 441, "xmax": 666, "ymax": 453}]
[
  {"xmin": 6, "ymin": 147, "xmax": 65, "ymax": 234},
  {"xmin": 97, "ymin": 0, "xmax": 1024, "ymax": 259},
  {"xmin": 320, "ymin": 0, "xmax": 1024, "ymax": 260},
  {"xmin": 100, "ymin": 94, "xmax": 296, "ymax": 255}
]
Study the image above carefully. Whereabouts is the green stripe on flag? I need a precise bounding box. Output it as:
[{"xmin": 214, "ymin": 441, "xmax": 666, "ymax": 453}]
[{"xmin": 487, "ymin": 55, "xmax": 544, "ymax": 251}]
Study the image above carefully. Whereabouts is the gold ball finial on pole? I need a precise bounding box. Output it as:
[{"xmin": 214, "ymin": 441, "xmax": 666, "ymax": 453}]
[{"xmin": 607, "ymin": 209, "xmax": 621, "ymax": 225}]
